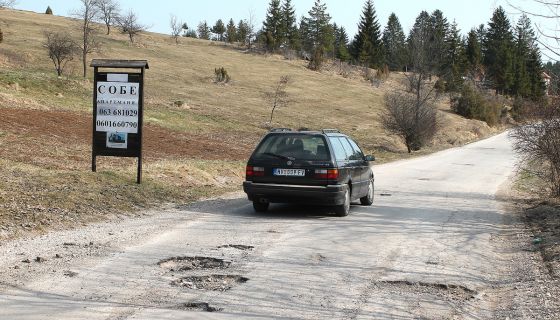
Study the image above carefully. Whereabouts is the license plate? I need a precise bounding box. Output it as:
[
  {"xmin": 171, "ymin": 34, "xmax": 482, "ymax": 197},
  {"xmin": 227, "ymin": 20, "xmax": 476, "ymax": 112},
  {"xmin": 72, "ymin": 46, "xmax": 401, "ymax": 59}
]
[{"xmin": 273, "ymin": 168, "xmax": 306, "ymax": 177}]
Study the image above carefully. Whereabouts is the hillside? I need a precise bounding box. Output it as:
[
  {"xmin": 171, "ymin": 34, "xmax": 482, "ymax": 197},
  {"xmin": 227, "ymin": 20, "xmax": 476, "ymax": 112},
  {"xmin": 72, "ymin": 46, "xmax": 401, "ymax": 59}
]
[{"xmin": 0, "ymin": 9, "xmax": 495, "ymax": 239}]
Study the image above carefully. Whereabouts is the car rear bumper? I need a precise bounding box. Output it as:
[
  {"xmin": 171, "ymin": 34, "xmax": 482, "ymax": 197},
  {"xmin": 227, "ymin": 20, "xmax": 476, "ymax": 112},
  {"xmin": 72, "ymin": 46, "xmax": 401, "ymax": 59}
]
[{"xmin": 243, "ymin": 181, "xmax": 347, "ymax": 206}]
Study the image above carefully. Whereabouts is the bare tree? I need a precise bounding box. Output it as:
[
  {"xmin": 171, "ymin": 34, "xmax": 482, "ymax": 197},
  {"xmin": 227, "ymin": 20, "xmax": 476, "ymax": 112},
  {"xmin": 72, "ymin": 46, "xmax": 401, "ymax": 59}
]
[
  {"xmin": 511, "ymin": 104, "xmax": 560, "ymax": 196},
  {"xmin": 382, "ymin": 85, "xmax": 439, "ymax": 153},
  {"xmin": 118, "ymin": 10, "xmax": 147, "ymax": 43},
  {"xmin": 247, "ymin": 9, "xmax": 256, "ymax": 49},
  {"xmin": 0, "ymin": 0, "xmax": 17, "ymax": 8},
  {"xmin": 73, "ymin": 0, "xmax": 100, "ymax": 78},
  {"xmin": 170, "ymin": 15, "xmax": 183, "ymax": 44},
  {"xmin": 44, "ymin": 31, "xmax": 78, "ymax": 76},
  {"xmin": 95, "ymin": 0, "xmax": 119, "ymax": 35},
  {"xmin": 267, "ymin": 76, "xmax": 290, "ymax": 123}
]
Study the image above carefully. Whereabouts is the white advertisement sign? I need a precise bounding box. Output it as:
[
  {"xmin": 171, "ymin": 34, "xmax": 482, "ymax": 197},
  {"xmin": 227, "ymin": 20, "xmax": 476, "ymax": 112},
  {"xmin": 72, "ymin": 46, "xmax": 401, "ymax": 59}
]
[{"xmin": 95, "ymin": 80, "xmax": 140, "ymax": 134}]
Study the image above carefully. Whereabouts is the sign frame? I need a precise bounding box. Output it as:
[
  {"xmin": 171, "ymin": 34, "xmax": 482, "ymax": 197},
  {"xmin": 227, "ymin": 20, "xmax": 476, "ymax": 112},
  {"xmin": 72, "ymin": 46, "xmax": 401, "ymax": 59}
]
[{"xmin": 90, "ymin": 59, "xmax": 149, "ymax": 184}]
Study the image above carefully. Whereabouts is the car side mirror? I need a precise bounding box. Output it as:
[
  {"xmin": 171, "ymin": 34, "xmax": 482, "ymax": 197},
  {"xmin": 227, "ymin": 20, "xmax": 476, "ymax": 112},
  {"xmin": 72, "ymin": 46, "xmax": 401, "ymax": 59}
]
[{"xmin": 364, "ymin": 155, "xmax": 376, "ymax": 162}]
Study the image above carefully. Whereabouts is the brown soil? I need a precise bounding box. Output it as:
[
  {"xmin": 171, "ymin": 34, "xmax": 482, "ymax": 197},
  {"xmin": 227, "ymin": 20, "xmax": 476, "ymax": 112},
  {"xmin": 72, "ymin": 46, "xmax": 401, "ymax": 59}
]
[{"xmin": 0, "ymin": 107, "xmax": 254, "ymax": 165}]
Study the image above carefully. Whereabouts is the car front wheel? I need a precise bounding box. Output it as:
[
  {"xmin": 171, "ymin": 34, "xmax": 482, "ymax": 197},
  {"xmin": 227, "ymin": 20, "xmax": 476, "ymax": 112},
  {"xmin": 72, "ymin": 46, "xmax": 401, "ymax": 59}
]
[{"xmin": 360, "ymin": 179, "xmax": 374, "ymax": 206}]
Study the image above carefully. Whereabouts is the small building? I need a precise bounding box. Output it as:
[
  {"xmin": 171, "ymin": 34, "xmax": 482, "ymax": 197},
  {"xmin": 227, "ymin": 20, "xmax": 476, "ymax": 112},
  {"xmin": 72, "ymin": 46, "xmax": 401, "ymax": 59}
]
[{"xmin": 542, "ymin": 71, "xmax": 552, "ymax": 95}]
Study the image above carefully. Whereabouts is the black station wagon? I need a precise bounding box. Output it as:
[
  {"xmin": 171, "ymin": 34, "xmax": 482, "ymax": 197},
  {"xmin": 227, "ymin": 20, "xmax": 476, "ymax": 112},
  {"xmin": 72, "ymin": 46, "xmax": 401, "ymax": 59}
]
[{"xmin": 243, "ymin": 129, "xmax": 375, "ymax": 216}]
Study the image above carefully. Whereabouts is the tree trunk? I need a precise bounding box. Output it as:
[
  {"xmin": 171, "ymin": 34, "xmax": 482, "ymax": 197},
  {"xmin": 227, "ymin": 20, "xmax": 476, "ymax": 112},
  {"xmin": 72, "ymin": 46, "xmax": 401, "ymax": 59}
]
[
  {"xmin": 82, "ymin": 51, "xmax": 87, "ymax": 78},
  {"xmin": 270, "ymin": 106, "xmax": 276, "ymax": 123}
]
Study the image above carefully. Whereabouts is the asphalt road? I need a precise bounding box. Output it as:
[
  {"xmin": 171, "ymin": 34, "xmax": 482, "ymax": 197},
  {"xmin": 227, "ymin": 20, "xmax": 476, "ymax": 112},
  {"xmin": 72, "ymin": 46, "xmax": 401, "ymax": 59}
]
[{"xmin": 0, "ymin": 132, "xmax": 521, "ymax": 319}]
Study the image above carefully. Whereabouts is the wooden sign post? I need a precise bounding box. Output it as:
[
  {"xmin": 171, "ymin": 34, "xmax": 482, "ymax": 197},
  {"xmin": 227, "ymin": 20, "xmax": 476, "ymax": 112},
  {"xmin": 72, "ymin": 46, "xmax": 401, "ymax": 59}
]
[{"xmin": 90, "ymin": 59, "xmax": 149, "ymax": 184}]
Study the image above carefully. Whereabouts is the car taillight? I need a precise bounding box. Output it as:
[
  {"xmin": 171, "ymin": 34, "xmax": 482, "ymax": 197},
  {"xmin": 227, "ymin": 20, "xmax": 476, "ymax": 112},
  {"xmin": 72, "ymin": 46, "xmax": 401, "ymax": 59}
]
[
  {"xmin": 246, "ymin": 166, "xmax": 265, "ymax": 178},
  {"xmin": 314, "ymin": 169, "xmax": 338, "ymax": 180}
]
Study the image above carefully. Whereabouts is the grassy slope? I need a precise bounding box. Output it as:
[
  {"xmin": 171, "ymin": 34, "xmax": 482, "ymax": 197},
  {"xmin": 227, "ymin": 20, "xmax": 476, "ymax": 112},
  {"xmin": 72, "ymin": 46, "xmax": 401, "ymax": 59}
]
[{"xmin": 0, "ymin": 9, "xmax": 494, "ymax": 239}]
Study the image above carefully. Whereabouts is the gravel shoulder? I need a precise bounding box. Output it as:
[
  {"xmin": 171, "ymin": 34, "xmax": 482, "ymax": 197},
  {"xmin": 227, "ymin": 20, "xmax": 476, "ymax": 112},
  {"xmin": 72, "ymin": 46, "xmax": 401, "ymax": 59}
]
[{"xmin": 492, "ymin": 185, "xmax": 560, "ymax": 319}]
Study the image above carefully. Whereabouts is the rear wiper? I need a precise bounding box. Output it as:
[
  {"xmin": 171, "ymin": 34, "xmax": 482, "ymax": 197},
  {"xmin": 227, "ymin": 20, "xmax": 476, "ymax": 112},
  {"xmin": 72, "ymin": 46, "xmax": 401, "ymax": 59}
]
[{"xmin": 262, "ymin": 152, "xmax": 295, "ymax": 161}]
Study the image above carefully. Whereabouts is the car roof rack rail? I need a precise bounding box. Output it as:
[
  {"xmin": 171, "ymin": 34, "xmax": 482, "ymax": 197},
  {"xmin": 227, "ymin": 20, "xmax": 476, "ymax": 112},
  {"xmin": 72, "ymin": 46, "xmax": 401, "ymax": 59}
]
[
  {"xmin": 270, "ymin": 128, "xmax": 293, "ymax": 132},
  {"xmin": 322, "ymin": 129, "xmax": 340, "ymax": 134}
]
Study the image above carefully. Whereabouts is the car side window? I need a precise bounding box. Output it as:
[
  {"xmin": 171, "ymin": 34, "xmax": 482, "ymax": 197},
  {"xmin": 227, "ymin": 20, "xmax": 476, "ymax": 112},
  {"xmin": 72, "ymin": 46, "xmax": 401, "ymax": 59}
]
[
  {"xmin": 338, "ymin": 138, "xmax": 355, "ymax": 161},
  {"xmin": 329, "ymin": 137, "xmax": 348, "ymax": 161},
  {"xmin": 347, "ymin": 138, "xmax": 365, "ymax": 160}
]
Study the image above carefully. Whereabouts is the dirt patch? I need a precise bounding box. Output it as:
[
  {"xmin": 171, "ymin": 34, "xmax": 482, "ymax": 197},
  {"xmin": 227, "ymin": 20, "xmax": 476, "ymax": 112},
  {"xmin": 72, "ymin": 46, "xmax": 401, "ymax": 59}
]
[
  {"xmin": 175, "ymin": 302, "xmax": 222, "ymax": 312},
  {"xmin": 378, "ymin": 280, "xmax": 477, "ymax": 301},
  {"xmin": 172, "ymin": 275, "xmax": 249, "ymax": 291},
  {"xmin": 524, "ymin": 204, "xmax": 560, "ymax": 278},
  {"xmin": 158, "ymin": 256, "xmax": 231, "ymax": 271},
  {"xmin": 0, "ymin": 107, "xmax": 253, "ymax": 164},
  {"xmin": 217, "ymin": 244, "xmax": 254, "ymax": 251}
]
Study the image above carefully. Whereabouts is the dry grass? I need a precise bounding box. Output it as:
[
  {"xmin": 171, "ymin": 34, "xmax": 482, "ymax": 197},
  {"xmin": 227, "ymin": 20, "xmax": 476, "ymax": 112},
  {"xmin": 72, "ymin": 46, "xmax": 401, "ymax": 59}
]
[{"xmin": 0, "ymin": 9, "xmax": 496, "ymax": 240}]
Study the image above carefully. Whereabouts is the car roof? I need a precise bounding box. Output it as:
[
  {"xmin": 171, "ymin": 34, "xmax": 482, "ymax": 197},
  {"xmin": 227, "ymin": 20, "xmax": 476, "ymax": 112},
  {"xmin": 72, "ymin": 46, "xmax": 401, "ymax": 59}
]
[{"xmin": 267, "ymin": 128, "xmax": 348, "ymax": 138}]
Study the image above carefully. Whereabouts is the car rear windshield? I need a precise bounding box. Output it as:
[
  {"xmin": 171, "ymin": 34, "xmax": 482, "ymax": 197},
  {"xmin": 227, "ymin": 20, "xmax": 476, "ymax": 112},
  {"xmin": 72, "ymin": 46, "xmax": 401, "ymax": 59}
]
[{"xmin": 253, "ymin": 134, "xmax": 330, "ymax": 161}]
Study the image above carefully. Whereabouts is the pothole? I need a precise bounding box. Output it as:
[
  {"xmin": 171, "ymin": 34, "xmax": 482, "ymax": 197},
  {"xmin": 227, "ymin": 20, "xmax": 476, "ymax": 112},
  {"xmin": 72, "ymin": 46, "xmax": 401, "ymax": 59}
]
[
  {"xmin": 172, "ymin": 275, "xmax": 249, "ymax": 291},
  {"xmin": 158, "ymin": 256, "xmax": 231, "ymax": 272},
  {"xmin": 175, "ymin": 302, "xmax": 222, "ymax": 312},
  {"xmin": 218, "ymin": 244, "xmax": 254, "ymax": 251},
  {"xmin": 379, "ymin": 280, "xmax": 477, "ymax": 300}
]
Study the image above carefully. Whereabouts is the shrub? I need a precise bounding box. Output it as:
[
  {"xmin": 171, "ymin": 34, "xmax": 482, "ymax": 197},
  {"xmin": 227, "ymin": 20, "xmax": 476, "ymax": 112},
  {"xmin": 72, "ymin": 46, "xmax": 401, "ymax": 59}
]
[
  {"xmin": 512, "ymin": 96, "xmax": 547, "ymax": 122},
  {"xmin": 382, "ymin": 91, "xmax": 439, "ymax": 153},
  {"xmin": 45, "ymin": 6, "xmax": 53, "ymax": 15},
  {"xmin": 0, "ymin": 28, "xmax": 3, "ymax": 43},
  {"xmin": 214, "ymin": 67, "xmax": 230, "ymax": 83},
  {"xmin": 452, "ymin": 84, "xmax": 502, "ymax": 126}
]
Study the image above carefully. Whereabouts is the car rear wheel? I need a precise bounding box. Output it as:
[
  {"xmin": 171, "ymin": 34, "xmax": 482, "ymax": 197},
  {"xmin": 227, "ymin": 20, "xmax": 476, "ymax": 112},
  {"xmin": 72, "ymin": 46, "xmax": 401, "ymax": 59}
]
[
  {"xmin": 253, "ymin": 200, "xmax": 269, "ymax": 213},
  {"xmin": 360, "ymin": 179, "xmax": 374, "ymax": 206},
  {"xmin": 334, "ymin": 187, "xmax": 350, "ymax": 217}
]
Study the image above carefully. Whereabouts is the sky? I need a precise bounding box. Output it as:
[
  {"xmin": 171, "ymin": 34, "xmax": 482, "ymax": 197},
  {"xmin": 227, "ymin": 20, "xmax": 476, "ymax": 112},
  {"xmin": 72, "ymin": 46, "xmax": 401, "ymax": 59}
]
[{"xmin": 12, "ymin": 0, "xmax": 558, "ymax": 59}]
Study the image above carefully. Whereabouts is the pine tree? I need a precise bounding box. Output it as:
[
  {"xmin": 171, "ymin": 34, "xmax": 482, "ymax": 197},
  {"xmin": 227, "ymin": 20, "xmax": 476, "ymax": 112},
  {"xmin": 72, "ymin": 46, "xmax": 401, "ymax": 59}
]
[
  {"xmin": 352, "ymin": 0, "xmax": 383, "ymax": 67},
  {"xmin": 226, "ymin": 18, "xmax": 237, "ymax": 43},
  {"xmin": 465, "ymin": 28, "xmax": 482, "ymax": 73},
  {"xmin": 45, "ymin": 6, "xmax": 53, "ymax": 15},
  {"xmin": 527, "ymin": 48, "xmax": 546, "ymax": 99},
  {"xmin": 483, "ymin": 6, "xmax": 515, "ymax": 95},
  {"xmin": 476, "ymin": 24, "xmax": 486, "ymax": 44},
  {"xmin": 408, "ymin": 11, "xmax": 432, "ymax": 74},
  {"xmin": 430, "ymin": 10, "xmax": 449, "ymax": 75},
  {"xmin": 212, "ymin": 19, "xmax": 226, "ymax": 41},
  {"xmin": 335, "ymin": 25, "xmax": 351, "ymax": 61},
  {"xmin": 512, "ymin": 15, "xmax": 533, "ymax": 97},
  {"xmin": 304, "ymin": 0, "xmax": 334, "ymax": 70},
  {"xmin": 513, "ymin": 14, "xmax": 545, "ymax": 99},
  {"xmin": 443, "ymin": 21, "xmax": 466, "ymax": 91},
  {"xmin": 299, "ymin": 15, "xmax": 311, "ymax": 52},
  {"xmin": 263, "ymin": 0, "xmax": 283, "ymax": 51},
  {"xmin": 282, "ymin": 0, "xmax": 299, "ymax": 50},
  {"xmin": 197, "ymin": 21, "xmax": 211, "ymax": 40},
  {"xmin": 382, "ymin": 13, "xmax": 406, "ymax": 71},
  {"xmin": 237, "ymin": 19, "xmax": 250, "ymax": 45}
]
